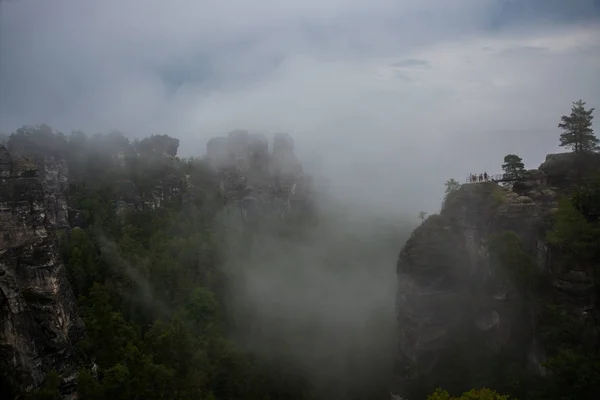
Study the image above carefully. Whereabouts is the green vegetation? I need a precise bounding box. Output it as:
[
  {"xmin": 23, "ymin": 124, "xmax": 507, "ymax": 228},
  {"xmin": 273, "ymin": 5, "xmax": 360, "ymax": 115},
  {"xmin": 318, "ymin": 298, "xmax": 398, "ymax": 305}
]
[
  {"xmin": 442, "ymin": 178, "xmax": 461, "ymax": 208},
  {"xmin": 426, "ymin": 388, "xmax": 510, "ymax": 400},
  {"xmin": 25, "ymin": 370, "xmax": 62, "ymax": 400},
  {"xmin": 426, "ymin": 183, "xmax": 600, "ymax": 399},
  {"xmin": 9, "ymin": 97, "xmax": 600, "ymax": 400},
  {"xmin": 488, "ymin": 163, "xmax": 600, "ymax": 400},
  {"xmin": 430, "ymin": 100, "xmax": 600, "ymax": 400},
  {"xmin": 537, "ymin": 176, "xmax": 600, "ymax": 400},
  {"xmin": 444, "ymin": 178, "xmax": 461, "ymax": 195},
  {"xmin": 558, "ymin": 99, "xmax": 597, "ymax": 154},
  {"xmin": 501, "ymin": 154, "xmax": 525, "ymax": 179},
  {"xmin": 10, "ymin": 127, "xmax": 311, "ymax": 400},
  {"xmin": 9, "ymin": 125, "xmax": 405, "ymax": 400},
  {"xmin": 488, "ymin": 231, "xmax": 538, "ymax": 293},
  {"xmin": 491, "ymin": 185, "xmax": 506, "ymax": 205}
]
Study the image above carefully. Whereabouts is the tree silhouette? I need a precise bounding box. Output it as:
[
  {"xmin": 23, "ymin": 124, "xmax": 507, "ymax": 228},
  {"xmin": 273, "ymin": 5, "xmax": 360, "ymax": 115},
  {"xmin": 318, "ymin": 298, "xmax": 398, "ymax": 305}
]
[
  {"xmin": 501, "ymin": 154, "xmax": 525, "ymax": 179},
  {"xmin": 444, "ymin": 178, "xmax": 461, "ymax": 195},
  {"xmin": 558, "ymin": 100, "xmax": 598, "ymax": 154}
]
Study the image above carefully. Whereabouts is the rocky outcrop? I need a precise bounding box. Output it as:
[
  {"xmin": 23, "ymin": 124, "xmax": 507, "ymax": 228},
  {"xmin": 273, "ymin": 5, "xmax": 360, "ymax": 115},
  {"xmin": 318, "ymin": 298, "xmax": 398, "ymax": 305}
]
[
  {"xmin": 206, "ymin": 130, "xmax": 313, "ymax": 222},
  {"xmin": 6, "ymin": 127, "xmax": 71, "ymax": 230},
  {"xmin": 135, "ymin": 134, "xmax": 180, "ymax": 158},
  {"xmin": 100, "ymin": 134, "xmax": 184, "ymax": 215},
  {"xmin": 271, "ymin": 132, "xmax": 302, "ymax": 179},
  {"xmin": 393, "ymin": 156, "xmax": 598, "ymax": 394},
  {"xmin": 539, "ymin": 152, "xmax": 600, "ymax": 187},
  {"xmin": 0, "ymin": 145, "xmax": 85, "ymax": 394}
]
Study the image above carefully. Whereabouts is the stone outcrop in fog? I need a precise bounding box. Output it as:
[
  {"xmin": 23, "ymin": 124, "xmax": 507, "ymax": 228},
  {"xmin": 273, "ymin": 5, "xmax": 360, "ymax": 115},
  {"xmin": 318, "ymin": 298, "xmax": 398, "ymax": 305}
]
[
  {"xmin": 0, "ymin": 144, "xmax": 85, "ymax": 394},
  {"xmin": 394, "ymin": 153, "xmax": 599, "ymax": 395},
  {"xmin": 206, "ymin": 130, "xmax": 313, "ymax": 222}
]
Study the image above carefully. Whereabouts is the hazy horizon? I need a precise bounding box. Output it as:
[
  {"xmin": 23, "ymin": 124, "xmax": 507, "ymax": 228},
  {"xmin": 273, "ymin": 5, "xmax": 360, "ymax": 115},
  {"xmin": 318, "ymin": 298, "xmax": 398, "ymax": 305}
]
[{"xmin": 2, "ymin": 0, "xmax": 600, "ymax": 219}]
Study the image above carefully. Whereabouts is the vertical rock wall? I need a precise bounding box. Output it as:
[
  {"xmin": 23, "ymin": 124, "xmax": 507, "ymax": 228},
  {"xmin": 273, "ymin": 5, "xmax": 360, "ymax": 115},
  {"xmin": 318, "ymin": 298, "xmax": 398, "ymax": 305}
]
[{"xmin": 0, "ymin": 145, "xmax": 85, "ymax": 394}]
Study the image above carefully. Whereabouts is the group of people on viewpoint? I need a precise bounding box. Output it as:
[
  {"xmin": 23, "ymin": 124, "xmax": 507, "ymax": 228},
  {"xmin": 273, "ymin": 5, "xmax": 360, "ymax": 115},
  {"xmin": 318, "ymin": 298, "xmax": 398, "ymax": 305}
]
[{"xmin": 469, "ymin": 172, "xmax": 489, "ymax": 183}]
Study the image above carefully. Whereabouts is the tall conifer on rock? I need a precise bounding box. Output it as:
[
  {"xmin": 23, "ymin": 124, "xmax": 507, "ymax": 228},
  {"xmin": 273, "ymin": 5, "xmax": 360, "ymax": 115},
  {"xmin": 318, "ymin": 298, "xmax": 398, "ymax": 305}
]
[{"xmin": 558, "ymin": 100, "xmax": 598, "ymax": 153}]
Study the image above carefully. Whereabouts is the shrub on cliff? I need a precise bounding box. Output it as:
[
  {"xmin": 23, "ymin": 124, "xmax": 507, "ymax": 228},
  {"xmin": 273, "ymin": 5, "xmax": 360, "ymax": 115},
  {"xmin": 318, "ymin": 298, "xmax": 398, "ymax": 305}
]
[
  {"xmin": 488, "ymin": 231, "xmax": 538, "ymax": 294},
  {"xmin": 426, "ymin": 387, "xmax": 511, "ymax": 400},
  {"xmin": 441, "ymin": 178, "xmax": 461, "ymax": 209}
]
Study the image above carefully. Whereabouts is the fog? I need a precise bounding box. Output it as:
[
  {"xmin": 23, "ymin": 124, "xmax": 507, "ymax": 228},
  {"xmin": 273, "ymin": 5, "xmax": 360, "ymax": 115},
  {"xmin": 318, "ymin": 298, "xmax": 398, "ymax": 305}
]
[
  {"xmin": 2, "ymin": 0, "xmax": 600, "ymax": 215},
  {"xmin": 215, "ymin": 185, "xmax": 413, "ymax": 398},
  {"xmin": 2, "ymin": 0, "xmax": 600, "ymax": 398}
]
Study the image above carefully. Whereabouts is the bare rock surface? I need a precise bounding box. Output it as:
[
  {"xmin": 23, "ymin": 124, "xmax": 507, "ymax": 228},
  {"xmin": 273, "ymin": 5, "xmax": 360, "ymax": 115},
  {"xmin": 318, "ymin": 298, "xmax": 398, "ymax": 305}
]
[{"xmin": 0, "ymin": 145, "xmax": 85, "ymax": 394}]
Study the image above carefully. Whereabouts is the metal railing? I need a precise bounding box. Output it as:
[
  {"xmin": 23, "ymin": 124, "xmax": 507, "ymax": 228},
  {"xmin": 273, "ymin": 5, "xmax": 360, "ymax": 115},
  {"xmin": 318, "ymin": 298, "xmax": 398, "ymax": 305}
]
[{"xmin": 465, "ymin": 173, "xmax": 521, "ymax": 184}]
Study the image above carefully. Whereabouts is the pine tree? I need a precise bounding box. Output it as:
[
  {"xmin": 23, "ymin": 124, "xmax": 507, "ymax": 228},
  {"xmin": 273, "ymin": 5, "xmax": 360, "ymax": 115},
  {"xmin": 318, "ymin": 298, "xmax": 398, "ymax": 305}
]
[
  {"xmin": 444, "ymin": 178, "xmax": 461, "ymax": 195},
  {"xmin": 558, "ymin": 100, "xmax": 598, "ymax": 153},
  {"xmin": 441, "ymin": 178, "xmax": 461, "ymax": 209},
  {"xmin": 502, "ymin": 154, "xmax": 525, "ymax": 178}
]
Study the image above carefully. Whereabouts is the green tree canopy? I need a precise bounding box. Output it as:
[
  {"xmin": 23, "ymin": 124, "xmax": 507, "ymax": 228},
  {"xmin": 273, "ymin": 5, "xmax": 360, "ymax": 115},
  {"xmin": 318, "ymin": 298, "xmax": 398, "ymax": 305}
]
[
  {"xmin": 558, "ymin": 99, "xmax": 598, "ymax": 153},
  {"xmin": 444, "ymin": 178, "xmax": 461, "ymax": 195},
  {"xmin": 501, "ymin": 154, "xmax": 525, "ymax": 178}
]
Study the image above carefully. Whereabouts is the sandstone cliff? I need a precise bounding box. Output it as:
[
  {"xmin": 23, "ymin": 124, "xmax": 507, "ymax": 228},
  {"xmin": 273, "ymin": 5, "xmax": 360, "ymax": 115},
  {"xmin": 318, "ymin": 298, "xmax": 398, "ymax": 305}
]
[
  {"xmin": 394, "ymin": 154, "xmax": 598, "ymax": 395},
  {"xmin": 0, "ymin": 145, "xmax": 85, "ymax": 395}
]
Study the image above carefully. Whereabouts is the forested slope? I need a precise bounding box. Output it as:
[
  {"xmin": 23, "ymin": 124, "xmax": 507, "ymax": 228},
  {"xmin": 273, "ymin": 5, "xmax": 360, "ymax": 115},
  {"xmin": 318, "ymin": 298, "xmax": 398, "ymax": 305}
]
[{"xmin": 1, "ymin": 126, "xmax": 409, "ymax": 400}]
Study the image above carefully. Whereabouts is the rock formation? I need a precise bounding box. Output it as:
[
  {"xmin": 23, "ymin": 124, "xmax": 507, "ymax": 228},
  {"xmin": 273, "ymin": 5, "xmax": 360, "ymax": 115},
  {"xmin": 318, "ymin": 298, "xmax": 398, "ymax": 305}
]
[
  {"xmin": 206, "ymin": 130, "xmax": 313, "ymax": 222},
  {"xmin": 538, "ymin": 152, "xmax": 600, "ymax": 187},
  {"xmin": 0, "ymin": 145, "xmax": 85, "ymax": 395},
  {"xmin": 394, "ymin": 153, "xmax": 598, "ymax": 395}
]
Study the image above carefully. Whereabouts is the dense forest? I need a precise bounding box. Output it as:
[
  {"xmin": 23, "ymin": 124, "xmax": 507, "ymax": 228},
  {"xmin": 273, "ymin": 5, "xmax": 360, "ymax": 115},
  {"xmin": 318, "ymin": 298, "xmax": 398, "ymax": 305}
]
[
  {"xmin": 1, "ymin": 99, "xmax": 599, "ymax": 400},
  {"xmin": 1, "ymin": 126, "xmax": 406, "ymax": 400}
]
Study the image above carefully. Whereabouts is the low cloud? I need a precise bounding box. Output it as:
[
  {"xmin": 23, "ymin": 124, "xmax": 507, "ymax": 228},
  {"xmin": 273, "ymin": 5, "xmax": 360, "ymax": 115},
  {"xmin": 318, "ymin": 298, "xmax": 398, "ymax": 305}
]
[
  {"xmin": 1, "ymin": 0, "xmax": 599, "ymax": 214},
  {"xmin": 390, "ymin": 59, "xmax": 430, "ymax": 68}
]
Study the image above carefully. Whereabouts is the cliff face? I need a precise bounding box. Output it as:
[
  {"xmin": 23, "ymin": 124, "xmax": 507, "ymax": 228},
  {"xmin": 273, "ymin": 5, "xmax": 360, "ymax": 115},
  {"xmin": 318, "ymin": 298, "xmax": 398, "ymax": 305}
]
[
  {"xmin": 0, "ymin": 145, "xmax": 85, "ymax": 394},
  {"xmin": 109, "ymin": 134, "xmax": 183, "ymax": 214},
  {"xmin": 395, "ymin": 155, "xmax": 597, "ymax": 394}
]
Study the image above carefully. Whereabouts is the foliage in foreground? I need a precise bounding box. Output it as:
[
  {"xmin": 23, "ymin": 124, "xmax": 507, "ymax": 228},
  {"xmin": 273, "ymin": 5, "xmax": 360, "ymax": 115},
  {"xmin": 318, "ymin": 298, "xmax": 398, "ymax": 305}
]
[{"xmin": 426, "ymin": 387, "xmax": 510, "ymax": 400}]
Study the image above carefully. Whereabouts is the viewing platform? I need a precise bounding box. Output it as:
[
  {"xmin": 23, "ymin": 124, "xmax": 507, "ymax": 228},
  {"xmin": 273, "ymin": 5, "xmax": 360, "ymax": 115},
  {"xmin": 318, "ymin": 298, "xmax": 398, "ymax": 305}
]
[{"xmin": 465, "ymin": 173, "xmax": 523, "ymax": 184}]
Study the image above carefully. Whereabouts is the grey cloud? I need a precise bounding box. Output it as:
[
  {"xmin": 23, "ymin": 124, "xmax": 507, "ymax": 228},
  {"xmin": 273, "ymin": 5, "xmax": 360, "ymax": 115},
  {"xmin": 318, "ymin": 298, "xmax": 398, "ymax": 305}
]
[
  {"xmin": 498, "ymin": 45, "xmax": 549, "ymax": 56},
  {"xmin": 394, "ymin": 72, "xmax": 414, "ymax": 81},
  {"xmin": 390, "ymin": 59, "xmax": 430, "ymax": 68},
  {"xmin": 1, "ymin": 0, "xmax": 600, "ymax": 215},
  {"xmin": 489, "ymin": 0, "xmax": 600, "ymax": 28}
]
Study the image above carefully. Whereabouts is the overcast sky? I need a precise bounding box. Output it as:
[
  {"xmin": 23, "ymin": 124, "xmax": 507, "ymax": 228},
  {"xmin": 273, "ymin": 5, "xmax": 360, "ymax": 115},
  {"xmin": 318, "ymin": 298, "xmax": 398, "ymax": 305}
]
[{"xmin": 1, "ymin": 0, "xmax": 600, "ymax": 215}]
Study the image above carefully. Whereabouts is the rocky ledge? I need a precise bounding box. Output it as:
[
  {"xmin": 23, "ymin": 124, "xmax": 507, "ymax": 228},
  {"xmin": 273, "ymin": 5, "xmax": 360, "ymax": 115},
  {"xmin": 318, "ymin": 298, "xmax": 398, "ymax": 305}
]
[{"xmin": 206, "ymin": 130, "xmax": 314, "ymax": 222}]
